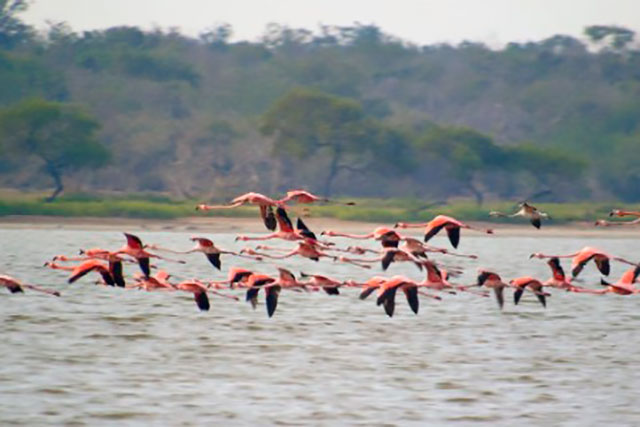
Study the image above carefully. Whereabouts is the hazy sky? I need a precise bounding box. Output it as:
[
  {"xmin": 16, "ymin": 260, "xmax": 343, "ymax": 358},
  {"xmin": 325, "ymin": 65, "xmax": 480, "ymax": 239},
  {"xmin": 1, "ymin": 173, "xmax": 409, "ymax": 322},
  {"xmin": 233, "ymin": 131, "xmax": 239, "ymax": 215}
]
[{"xmin": 21, "ymin": 0, "xmax": 640, "ymax": 46}]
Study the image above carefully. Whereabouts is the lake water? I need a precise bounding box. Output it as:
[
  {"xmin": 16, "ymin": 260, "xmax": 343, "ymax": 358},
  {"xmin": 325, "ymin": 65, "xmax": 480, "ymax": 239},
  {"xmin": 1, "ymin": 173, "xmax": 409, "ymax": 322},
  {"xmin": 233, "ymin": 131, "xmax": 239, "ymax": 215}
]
[{"xmin": 1, "ymin": 227, "xmax": 640, "ymax": 426}]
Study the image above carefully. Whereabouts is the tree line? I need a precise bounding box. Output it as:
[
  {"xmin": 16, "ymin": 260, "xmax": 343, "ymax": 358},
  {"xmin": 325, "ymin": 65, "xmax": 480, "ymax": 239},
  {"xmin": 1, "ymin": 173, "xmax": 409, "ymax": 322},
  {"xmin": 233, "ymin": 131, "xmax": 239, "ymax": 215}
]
[{"xmin": 0, "ymin": 0, "xmax": 638, "ymax": 203}]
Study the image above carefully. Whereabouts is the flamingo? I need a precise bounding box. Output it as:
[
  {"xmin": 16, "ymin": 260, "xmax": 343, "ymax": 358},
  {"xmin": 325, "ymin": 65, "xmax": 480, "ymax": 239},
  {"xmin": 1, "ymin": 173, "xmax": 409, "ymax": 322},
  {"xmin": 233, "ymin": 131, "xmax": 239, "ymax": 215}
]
[
  {"xmin": 530, "ymin": 246, "xmax": 636, "ymax": 278},
  {"xmin": 131, "ymin": 270, "xmax": 175, "ymax": 291},
  {"xmin": 196, "ymin": 192, "xmax": 282, "ymax": 231},
  {"xmin": 244, "ymin": 273, "xmax": 279, "ymax": 317},
  {"xmin": 595, "ymin": 209, "xmax": 640, "ymax": 227},
  {"xmin": 375, "ymin": 275, "xmax": 420, "ymax": 317},
  {"xmin": 0, "ymin": 274, "xmax": 60, "ymax": 296},
  {"xmin": 148, "ymin": 236, "xmax": 259, "ymax": 270},
  {"xmin": 207, "ymin": 267, "xmax": 254, "ymax": 289},
  {"xmin": 489, "ymin": 202, "xmax": 550, "ymax": 229},
  {"xmin": 173, "ymin": 280, "xmax": 211, "ymax": 311},
  {"xmin": 115, "ymin": 233, "xmax": 185, "ymax": 278},
  {"xmin": 395, "ymin": 215, "xmax": 493, "ymax": 248},
  {"xmin": 321, "ymin": 227, "xmax": 401, "ymax": 248},
  {"xmin": 347, "ymin": 247, "xmax": 424, "ymax": 271},
  {"xmin": 235, "ymin": 207, "xmax": 312, "ymax": 242},
  {"xmin": 57, "ymin": 259, "xmax": 117, "ymax": 286},
  {"xmin": 400, "ymin": 237, "xmax": 477, "ymax": 260},
  {"xmin": 53, "ymin": 250, "xmax": 128, "ymax": 287},
  {"xmin": 299, "ymin": 272, "xmax": 345, "ymax": 295},
  {"xmin": 509, "ymin": 277, "xmax": 549, "ymax": 307},
  {"xmin": 278, "ymin": 189, "xmax": 356, "ymax": 206},
  {"xmin": 599, "ymin": 266, "xmax": 640, "ymax": 295},
  {"xmin": 475, "ymin": 270, "xmax": 510, "ymax": 309},
  {"xmin": 537, "ymin": 257, "xmax": 607, "ymax": 294}
]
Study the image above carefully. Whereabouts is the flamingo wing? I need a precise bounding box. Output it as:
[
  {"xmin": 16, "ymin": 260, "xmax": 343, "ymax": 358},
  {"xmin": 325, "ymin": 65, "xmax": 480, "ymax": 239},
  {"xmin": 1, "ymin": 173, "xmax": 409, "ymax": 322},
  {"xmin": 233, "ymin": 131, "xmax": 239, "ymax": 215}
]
[
  {"xmin": 530, "ymin": 217, "xmax": 541, "ymax": 229},
  {"xmin": 402, "ymin": 285, "xmax": 419, "ymax": 314},
  {"xmin": 206, "ymin": 253, "xmax": 221, "ymax": 270},
  {"xmin": 381, "ymin": 250, "xmax": 396, "ymax": 271},
  {"xmin": 109, "ymin": 260, "xmax": 126, "ymax": 287},
  {"xmin": 376, "ymin": 286, "xmax": 398, "ymax": 317},
  {"xmin": 445, "ymin": 226, "xmax": 460, "ymax": 249},
  {"xmin": 261, "ymin": 205, "xmax": 277, "ymax": 231},
  {"xmin": 594, "ymin": 257, "xmax": 611, "ymax": 276},
  {"xmin": 138, "ymin": 257, "xmax": 151, "ymax": 278},
  {"xmin": 323, "ymin": 287, "xmax": 340, "ymax": 295},
  {"xmin": 265, "ymin": 285, "xmax": 281, "ymax": 317},
  {"xmin": 359, "ymin": 286, "xmax": 378, "ymax": 300},
  {"xmin": 124, "ymin": 233, "xmax": 143, "ymax": 249},
  {"xmin": 296, "ymin": 218, "xmax": 317, "ymax": 240},
  {"xmin": 494, "ymin": 287, "xmax": 505, "ymax": 309},
  {"xmin": 5, "ymin": 283, "xmax": 24, "ymax": 293},
  {"xmin": 275, "ymin": 207, "xmax": 294, "ymax": 232},
  {"xmin": 194, "ymin": 290, "xmax": 210, "ymax": 311},
  {"xmin": 424, "ymin": 223, "xmax": 445, "ymax": 243},
  {"xmin": 547, "ymin": 258, "xmax": 565, "ymax": 281}
]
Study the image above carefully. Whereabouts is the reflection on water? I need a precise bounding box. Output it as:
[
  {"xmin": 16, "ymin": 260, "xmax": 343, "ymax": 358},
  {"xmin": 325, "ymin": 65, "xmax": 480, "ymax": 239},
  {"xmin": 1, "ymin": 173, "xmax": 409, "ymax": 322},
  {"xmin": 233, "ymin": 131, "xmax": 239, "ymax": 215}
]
[{"xmin": 1, "ymin": 228, "xmax": 640, "ymax": 425}]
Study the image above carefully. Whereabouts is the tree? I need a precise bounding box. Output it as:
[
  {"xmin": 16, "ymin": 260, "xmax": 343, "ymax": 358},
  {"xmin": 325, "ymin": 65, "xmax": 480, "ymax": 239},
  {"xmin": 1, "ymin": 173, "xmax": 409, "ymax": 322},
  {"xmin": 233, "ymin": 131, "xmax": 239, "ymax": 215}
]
[
  {"xmin": 417, "ymin": 126, "xmax": 507, "ymax": 205},
  {"xmin": 585, "ymin": 25, "xmax": 635, "ymax": 51},
  {"xmin": 0, "ymin": 98, "xmax": 110, "ymax": 200},
  {"xmin": 0, "ymin": 0, "xmax": 32, "ymax": 49},
  {"xmin": 261, "ymin": 88, "xmax": 375, "ymax": 196}
]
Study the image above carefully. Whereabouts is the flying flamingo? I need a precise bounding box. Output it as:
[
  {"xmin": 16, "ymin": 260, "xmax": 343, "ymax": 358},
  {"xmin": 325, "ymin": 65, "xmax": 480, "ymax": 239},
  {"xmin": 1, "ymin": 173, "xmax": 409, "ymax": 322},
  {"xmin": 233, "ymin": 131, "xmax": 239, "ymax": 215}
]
[
  {"xmin": 537, "ymin": 257, "xmax": 608, "ymax": 294},
  {"xmin": 599, "ymin": 266, "xmax": 640, "ymax": 295},
  {"xmin": 530, "ymin": 246, "xmax": 636, "ymax": 278},
  {"xmin": 115, "ymin": 233, "xmax": 185, "ymax": 278},
  {"xmin": 243, "ymin": 273, "xmax": 280, "ymax": 317},
  {"xmin": 45, "ymin": 259, "xmax": 117, "ymax": 286},
  {"xmin": 418, "ymin": 260, "xmax": 488, "ymax": 297},
  {"xmin": 346, "ymin": 247, "xmax": 424, "ymax": 271},
  {"xmin": 148, "ymin": 236, "xmax": 260, "ymax": 270},
  {"xmin": 476, "ymin": 270, "xmax": 510, "ymax": 309},
  {"xmin": 375, "ymin": 275, "xmax": 420, "ymax": 317},
  {"xmin": 53, "ymin": 249, "xmax": 129, "ymax": 287},
  {"xmin": 399, "ymin": 237, "xmax": 478, "ymax": 260},
  {"xmin": 131, "ymin": 270, "xmax": 176, "ymax": 291},
  {"xmin": 595, "ymin": 209, "xmax": 640, "ymax": 227},
  {"xmin": 395, "ymin": 215, "xmax": 493, "ymax": 248},
  {"xmin": 278, "ymin": 189, "xmax": 356, "ymax": 206},
  {"xmin": 235, "ymin": 207, "xmax": 317, "ymax": 243},
  {"xmin": 173, "ymin": 280, "xmax": 212, "ymax": 311},
  {"xmin": 321, "ymin": 227, "xmax": 402, "ymax": 248},
  {"xmin": 207, "ymin": 267, "xmax": 254, "ymax": 289},
  {"xmin": 489, "ymin": 202, "xmax": 550, "ymax": 229},
  {"xmin": 196, "ymin": 192, "xmax": 282, "ymax": 231},
  {"xmin": 510, "ymin": 277, "xmax": 549, "ymax": 307},
  {"xmin": 0, "ymin": 274, "xmax": 60, "ymax": 296},
  {"xmin": 299, "ymin": 272, "xmax": 345, "ymax": 295}
]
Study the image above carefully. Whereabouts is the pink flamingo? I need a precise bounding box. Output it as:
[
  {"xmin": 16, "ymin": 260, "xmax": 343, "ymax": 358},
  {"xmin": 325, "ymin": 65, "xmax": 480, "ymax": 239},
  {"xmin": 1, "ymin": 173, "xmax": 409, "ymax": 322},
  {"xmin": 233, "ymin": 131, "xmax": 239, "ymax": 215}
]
[
  {"xmin": 0, "ymin": 274, "xmax": 60, "ymax": 296},
  {"xmin": 530, "ymin": 246, "xmax": 636, "ymax": 277},
  {"xmin": 196, "ymin": 192, "xmax": 282, "ymax": 231},
  {"xmin": 395, "ymin": 215, "xmax": 493, "ymax": 248}
]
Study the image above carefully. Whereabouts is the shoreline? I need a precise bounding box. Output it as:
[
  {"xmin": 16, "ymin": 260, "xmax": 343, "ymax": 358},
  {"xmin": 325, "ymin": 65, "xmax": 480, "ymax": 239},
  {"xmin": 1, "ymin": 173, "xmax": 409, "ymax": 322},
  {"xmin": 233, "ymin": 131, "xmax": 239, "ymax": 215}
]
[{"xmin": 1, "ymin": 214, "xmax": 638, "ymax": 237}]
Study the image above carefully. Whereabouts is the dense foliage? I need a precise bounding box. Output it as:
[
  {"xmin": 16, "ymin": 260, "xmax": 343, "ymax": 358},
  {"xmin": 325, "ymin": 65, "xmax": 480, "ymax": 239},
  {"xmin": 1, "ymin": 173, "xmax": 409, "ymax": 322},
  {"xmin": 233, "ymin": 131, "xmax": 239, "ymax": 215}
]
[{"xmin": 1, "ymin": 4, "xmax": 639, "ymax": 203}]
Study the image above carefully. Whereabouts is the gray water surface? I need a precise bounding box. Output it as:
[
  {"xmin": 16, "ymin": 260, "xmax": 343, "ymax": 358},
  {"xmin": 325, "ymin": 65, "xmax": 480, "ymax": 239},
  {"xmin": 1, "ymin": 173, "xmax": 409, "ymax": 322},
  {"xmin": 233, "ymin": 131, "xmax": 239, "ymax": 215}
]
[{"xmin": 1, "ymin": 228, "xmax": 640, "ymax": 426}]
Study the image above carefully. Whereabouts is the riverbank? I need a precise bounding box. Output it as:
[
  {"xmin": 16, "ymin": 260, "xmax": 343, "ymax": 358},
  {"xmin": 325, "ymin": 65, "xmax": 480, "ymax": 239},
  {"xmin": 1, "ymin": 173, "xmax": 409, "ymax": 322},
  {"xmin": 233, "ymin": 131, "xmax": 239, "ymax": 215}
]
[{"xmin": 1, "ymin": 214, "xmax": 638, "ymax": 238}]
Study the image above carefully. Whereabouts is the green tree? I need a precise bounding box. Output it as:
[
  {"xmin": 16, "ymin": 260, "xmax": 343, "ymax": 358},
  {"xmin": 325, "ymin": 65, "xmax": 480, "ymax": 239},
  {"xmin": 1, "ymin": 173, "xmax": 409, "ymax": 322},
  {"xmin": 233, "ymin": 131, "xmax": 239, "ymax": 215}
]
[
  {"xmin": 261, "ymin": 88, "xmax": 375, "ymax": 196},
  {"xmin": 0, "ymin": 98, "xmax": 110, "ymax": 200},
  {"xmin": 0, "ymin": 0, "xmax": 32, "ymax": 49},
  {"xmin": 585, "ymin": 25, "xmax": 635, "ymax": 51},
  {"xmin": 417, "ymin": 126, "xmax": 507, "ymax": 205}
]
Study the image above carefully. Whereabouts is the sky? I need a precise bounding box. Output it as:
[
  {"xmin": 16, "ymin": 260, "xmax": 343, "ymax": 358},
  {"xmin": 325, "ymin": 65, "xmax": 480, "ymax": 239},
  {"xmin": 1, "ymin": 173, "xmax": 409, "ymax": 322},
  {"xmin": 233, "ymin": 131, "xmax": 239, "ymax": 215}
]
[{"xmin": 20, "ymin": 0, "xmax": 640, "ymax": 47}]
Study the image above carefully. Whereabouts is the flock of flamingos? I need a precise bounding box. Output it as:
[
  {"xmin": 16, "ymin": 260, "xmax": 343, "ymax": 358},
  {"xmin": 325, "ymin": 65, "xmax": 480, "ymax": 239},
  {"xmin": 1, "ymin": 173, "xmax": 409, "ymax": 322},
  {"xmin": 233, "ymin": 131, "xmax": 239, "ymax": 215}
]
[{"xmin": 2, "ymin": 190, "xmax": 640, "ymax": 317}]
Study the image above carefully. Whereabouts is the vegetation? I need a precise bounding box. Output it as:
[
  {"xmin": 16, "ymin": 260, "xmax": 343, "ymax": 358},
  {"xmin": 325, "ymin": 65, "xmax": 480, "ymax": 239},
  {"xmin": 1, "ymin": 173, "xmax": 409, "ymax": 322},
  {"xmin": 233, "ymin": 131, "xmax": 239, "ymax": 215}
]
[{"xmin": 1, "ymin": 3, "xmax": 640, "ymax": 212}]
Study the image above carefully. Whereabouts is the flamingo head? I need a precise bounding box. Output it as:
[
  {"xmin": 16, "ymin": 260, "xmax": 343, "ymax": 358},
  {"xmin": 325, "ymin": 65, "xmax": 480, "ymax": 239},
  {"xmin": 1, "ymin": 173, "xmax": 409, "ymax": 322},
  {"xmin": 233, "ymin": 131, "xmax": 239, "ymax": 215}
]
[
  {"xmin": 529, "ymin": 252, "xmax": 544, "ymax": 259},
  {"xmin": 394, "ymin": 222, "xmax": 407, "ymax": 229},
  {"xmin": 609, "ymin": 209, "xmax": 622, "ymax": 217}
]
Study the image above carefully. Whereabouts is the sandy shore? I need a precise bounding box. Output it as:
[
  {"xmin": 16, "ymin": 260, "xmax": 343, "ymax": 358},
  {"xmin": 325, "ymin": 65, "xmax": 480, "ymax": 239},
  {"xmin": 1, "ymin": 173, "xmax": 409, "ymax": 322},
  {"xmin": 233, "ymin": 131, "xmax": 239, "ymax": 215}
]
[{"xmin": 1, "ymin": 214, "xmax": 639, "ymax": 238}]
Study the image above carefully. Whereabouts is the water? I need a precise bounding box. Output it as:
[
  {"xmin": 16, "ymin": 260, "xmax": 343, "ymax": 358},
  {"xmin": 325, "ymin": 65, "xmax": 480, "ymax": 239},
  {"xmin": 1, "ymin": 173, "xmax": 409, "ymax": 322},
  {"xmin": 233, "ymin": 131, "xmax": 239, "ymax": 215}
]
[{"xmin": 2, "ymin": 227, "xmax": 640, "ymax": 425}]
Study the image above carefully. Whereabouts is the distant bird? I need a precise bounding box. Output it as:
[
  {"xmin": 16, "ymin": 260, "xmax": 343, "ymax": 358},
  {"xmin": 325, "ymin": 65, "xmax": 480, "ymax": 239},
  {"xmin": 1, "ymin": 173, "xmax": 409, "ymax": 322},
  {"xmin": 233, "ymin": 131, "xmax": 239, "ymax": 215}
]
[
  {"xmin": 278, "ymin": 189, "xmax": 356, "ymax": 206},
  {"xmin": 375, "ymin": 276, "xmax": 420, "ymax": 317},
  {"xmin": 489, "ymin": 202, "xmax": 550, "ymax": 229},
  {"xmin": 196, "ymin": 192, "xmax": 282, "ymax": 231},
  {"xmin": 395, "ymin": 215, "xmax": 493, "ymax": 248},
  {"xmin": 0, "ymin": 274, "xmax": 60, "ymax": 296},
  {"xmin": 299, "ymin": 272, "xmax": 345, "ymax": 295},
  {"xmin": 530, "ymin": 246, "xmax": 636, "ymax": 278},
  {"xmin": 595, "ymin": 209, "xmax": 640, "ymax": 227}
]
